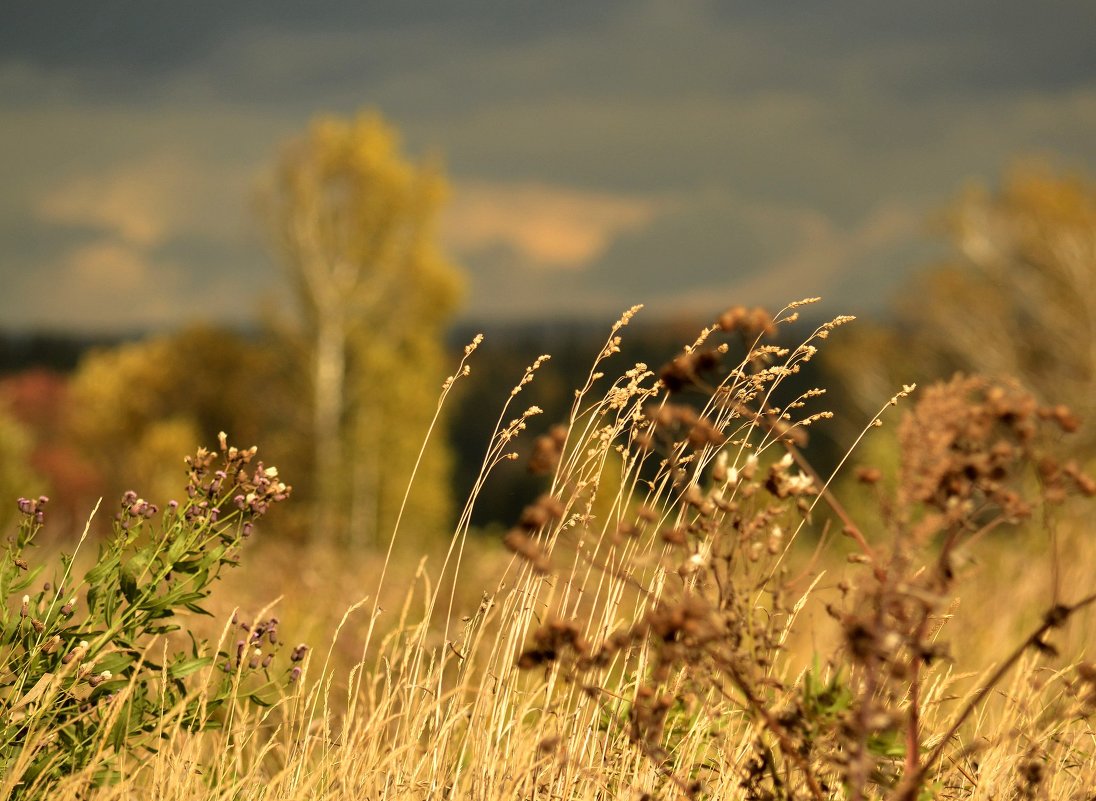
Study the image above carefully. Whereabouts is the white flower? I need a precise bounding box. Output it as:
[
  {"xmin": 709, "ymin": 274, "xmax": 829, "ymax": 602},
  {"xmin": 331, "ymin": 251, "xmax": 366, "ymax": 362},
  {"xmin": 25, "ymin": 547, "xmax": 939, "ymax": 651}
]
[
  {"xmin": 682, "ymin": 543, "xmax": 711, "ymax": 574},
  {"xmin": 785, "ymin": 473, "xmax": 814, "ymax": 494}
]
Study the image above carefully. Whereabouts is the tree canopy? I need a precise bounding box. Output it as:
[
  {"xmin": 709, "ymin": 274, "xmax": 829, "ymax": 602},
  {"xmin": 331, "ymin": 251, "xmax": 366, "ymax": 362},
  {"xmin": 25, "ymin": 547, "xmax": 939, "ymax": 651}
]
[
  {"xmin": 264, "ymin": 110, "xmax": 464, "ymax": 546},
  {"xmin": 825, "ymin": 163, "xmax": 1096, "ymax": 459}
]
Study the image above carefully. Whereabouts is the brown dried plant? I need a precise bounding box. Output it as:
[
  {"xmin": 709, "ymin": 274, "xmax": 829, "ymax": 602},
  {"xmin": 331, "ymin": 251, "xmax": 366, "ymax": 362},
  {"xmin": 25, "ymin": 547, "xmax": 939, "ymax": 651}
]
[
  {"xmin": 9, "ymin": 302, "xmax": 1095, "ymax": 801},
  {"xmin": 509, "ymin": 303, "xmax": 1096, "ymax": 801}
]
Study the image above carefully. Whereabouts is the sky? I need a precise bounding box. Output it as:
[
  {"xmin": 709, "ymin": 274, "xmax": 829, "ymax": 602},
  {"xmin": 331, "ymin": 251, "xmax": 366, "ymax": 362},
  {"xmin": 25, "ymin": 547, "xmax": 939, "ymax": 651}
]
[{"xmin": 3, "ymin": 1, "xmax": 1096, "ymax": 333}]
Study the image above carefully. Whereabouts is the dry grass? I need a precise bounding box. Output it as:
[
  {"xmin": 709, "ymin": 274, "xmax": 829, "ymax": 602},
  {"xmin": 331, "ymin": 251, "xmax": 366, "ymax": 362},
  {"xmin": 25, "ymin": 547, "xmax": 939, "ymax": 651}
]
[{"xmin": 6, "ymin": 300, "xmax": 1096, "ymax": 800}]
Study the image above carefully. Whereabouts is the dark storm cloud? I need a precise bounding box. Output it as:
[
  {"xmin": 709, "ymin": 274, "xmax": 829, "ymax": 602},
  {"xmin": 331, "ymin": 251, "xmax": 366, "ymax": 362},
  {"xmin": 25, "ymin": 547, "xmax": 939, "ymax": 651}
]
[
  {"xmin": 9, "ymin": 0, "xmax": 1092, "ymax": 96},
  {"xmin": 1, "ymin": 1, "xmax": 623, "ymax": 83},
  {"xmin": 2, "ymin": 1, "xmax": 1095, "ymax": 331},
  {"xmin": 712, "ymin": 0, "xmax": 1096, "ymax": 92}
]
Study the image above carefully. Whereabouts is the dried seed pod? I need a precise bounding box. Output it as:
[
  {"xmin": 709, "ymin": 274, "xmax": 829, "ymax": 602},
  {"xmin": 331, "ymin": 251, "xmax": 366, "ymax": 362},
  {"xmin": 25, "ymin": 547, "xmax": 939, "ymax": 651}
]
[{"xmin": 503, "ymin": 529, "xmax": 551, "ymax": 574}]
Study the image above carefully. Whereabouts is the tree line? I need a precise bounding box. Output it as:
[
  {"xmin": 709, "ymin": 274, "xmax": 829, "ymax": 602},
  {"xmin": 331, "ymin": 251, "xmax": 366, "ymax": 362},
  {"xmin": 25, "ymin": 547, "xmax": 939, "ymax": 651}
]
[{"xmin": 1, "ymin": 108, "xmax": 1092, "ymax": 547}]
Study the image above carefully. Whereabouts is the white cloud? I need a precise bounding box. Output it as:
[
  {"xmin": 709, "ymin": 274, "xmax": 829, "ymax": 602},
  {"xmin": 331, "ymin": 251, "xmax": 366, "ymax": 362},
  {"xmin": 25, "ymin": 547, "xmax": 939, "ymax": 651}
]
[
  {"xmin": 34, "ymin": 152, "xmax": 251, "ymax": 246},
  {"xmin": 64, "ymin": 241, "xmax": 151, "ymax": 286},
  {"xmin": 11, "ymin": 150, "xmax": 264, "ymax": 330},
  {"xmin": 443, "ymin": 182, "xmax": 662, "ymax": 269}
]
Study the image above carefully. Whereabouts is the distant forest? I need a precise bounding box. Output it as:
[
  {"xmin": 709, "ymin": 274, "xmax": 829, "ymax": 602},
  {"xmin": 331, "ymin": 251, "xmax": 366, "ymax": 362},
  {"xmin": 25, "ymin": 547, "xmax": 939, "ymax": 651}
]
[{"xmin": 0, "ymin": 314, "xmax": 852, "ymax": 529}]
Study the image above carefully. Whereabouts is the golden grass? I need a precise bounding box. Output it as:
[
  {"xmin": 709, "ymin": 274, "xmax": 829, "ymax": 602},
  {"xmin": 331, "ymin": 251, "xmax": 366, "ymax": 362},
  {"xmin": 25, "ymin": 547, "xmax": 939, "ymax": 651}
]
[{"xmin": 10, "ymin": 301, "xmax": 1096, "ymax": 800}]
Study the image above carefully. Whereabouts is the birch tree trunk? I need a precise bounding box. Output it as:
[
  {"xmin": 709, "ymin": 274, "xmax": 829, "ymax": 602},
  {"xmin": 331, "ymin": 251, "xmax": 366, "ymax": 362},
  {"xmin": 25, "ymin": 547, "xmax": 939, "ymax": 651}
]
[
  {"xmin": 313, "ymin": 309, "xmax": 346, "ymax": 542},
  {"xmin": 266, "ymin": 111, "xmax": 463, "ymax": 549}
]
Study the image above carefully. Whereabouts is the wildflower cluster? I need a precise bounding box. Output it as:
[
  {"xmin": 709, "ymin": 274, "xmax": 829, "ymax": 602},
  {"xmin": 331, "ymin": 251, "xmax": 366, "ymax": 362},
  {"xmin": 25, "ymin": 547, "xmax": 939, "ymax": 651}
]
[
  {"xmin": 15, "ymin": 496, "xmax": 48, "ymax": 527},
  {"xmin": 223, "ymin": 614, "xmax": 308, "ymax": 687},
  {"xmin": 0, "ymin": 434, "xmax": 301, "ymax": 798},
  {"xmin": 185, "ymin": 431, "xmax": 290, "ymax": 524}
]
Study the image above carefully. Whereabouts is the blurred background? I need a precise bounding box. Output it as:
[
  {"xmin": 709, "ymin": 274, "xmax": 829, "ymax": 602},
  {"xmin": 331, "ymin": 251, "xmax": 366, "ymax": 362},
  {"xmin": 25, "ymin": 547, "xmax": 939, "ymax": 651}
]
[{"xmin": 1, "ymin": 1, "xmax": 1094, "ymax": 601}]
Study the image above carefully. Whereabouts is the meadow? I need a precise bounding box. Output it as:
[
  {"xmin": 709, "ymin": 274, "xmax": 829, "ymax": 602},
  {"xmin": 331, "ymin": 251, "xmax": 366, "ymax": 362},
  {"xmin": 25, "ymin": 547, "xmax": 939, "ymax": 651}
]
[{"xmin": 3, "ymin": 298, "xmax": 1095, "ymax": 800}]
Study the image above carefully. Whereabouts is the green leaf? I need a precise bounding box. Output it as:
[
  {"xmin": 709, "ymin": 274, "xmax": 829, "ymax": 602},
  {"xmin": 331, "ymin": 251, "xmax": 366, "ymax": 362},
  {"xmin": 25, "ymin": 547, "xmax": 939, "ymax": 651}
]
[
  {"xmin": 94, "ymin": 652, "xmax": 135, "ymax": 675},
  {"xmin": 8, "ymin": 564, "xmax": 45, "ymax": 593},
  {"xmin": 103, "ymin": 585, "xmax": 120, "ymax": 626},
  {"xmin": 171, "ymin": 557, "xmax": 203, "ymax": 574},
  {"xmin": 164, "ymin": 533, "xmax": 192, "ymax": 565},
  {"xmin": 248, "ymin": 691, "xmax": 274, "ymax": 707},
  {"xmin": 868, "ymin": 729, "xmax": 906, "ymax": 759},
  {"xmin": 120, "ymin": 554, "xmax": 150, "ymax": 604},
  {"xmin": 85, "ymin": 548, "xmax": 118, "ymax": 585},
  {"xmin": 145, "ymin": 624, "xmax": 181, "ymax": 635},
  {"xmin": 168, "ymin": 656, "xmax": 212, "ymax": 680}
]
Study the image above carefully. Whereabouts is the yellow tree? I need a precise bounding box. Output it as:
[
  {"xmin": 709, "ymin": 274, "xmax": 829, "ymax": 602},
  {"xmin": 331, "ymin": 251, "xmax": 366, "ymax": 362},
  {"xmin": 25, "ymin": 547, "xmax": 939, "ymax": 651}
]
[
  {"xmin": 265, "ymin": 111, "xmax": 463, "ymax": 546},
  {"xmin": 65, "ymin": 326, "xmax": 300, "ymax": 512},
  {"xmin": 825, "ymin": 164, "xmax": 1096, "ymax": 458},
  {"xmin": 899, "ymin": 165, "xmax": 1096, "ymax": 451}
]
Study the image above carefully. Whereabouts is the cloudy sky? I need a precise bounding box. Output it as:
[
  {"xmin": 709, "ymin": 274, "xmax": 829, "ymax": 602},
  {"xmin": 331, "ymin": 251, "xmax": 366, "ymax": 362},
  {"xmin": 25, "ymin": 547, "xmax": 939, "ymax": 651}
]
[{"xmin": 3, "ymin": 1, "xmax": 1095, "ymax": 332}]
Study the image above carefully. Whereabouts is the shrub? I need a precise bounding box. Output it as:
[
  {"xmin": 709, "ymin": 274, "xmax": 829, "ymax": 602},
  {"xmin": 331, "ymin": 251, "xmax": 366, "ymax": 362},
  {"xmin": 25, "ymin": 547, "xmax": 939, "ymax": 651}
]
[{"xmin": 0, "ymin": 434, "xmax": 300, "ymax": 797}]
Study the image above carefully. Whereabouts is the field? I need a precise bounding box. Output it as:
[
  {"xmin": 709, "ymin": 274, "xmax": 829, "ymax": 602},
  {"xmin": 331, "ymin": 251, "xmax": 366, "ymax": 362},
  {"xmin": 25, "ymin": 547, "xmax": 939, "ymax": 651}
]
[{"xmin": 3, "ymin": 300, "xmax": 1095, "ymax": 801}]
